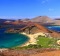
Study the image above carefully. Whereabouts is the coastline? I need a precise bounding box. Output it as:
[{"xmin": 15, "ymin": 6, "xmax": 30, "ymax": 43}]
[{"xmin": 20, "ymin": 32, "xmax": 46, "ymax": 47}]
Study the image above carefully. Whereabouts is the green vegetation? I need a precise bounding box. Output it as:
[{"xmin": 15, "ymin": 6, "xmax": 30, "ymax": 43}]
[
  {"xmin": 37, "ymin": 36, "xmax": 57, "ymax": 48},
  {"xmin": 10, "ymin": 44, "xmax": 42, "ymax": 50},
  {"xmin": 10, "ymin": 36, "xmax": 59, "ymax": 50}
]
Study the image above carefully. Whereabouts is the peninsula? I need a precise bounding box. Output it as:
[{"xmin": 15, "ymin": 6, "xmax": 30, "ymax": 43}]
[{"xmin": 0, "ymin": 17, "xmax": 60, "ymax": 56}]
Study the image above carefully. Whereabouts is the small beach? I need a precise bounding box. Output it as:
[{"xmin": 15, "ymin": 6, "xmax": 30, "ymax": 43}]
[{"xmin": 21, "ymin": 32, "xmax": 46, "ymax": 46}]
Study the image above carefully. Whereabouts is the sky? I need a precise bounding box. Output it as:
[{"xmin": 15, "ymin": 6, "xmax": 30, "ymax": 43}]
[{"xmin": 0, "ymin": 0, "xmax": 60, "ymax": 19}]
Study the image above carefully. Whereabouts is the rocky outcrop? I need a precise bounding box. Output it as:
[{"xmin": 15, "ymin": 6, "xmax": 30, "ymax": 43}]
[
  {"xmin": 20, "ymin": 22, "xmax": 60, "ymax": 38},
  {"xmin": 6, "ymin": 22, "xmax": 60, "ymax": 38},
  {"xmin": 5, "ymin": 28, "xmax": 18, "ymax": 33}
]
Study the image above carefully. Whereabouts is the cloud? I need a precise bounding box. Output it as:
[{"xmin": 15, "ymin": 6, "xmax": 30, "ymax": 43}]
[
  {"xmin": 41, "ymin": 0, "xmax": 49, "ymax": 4},
  {"xmin": 42, "ymin": 1, "xmax": 46, "ymax": 4},
  {"xmin": 48, "ymin": 8, "xmax": 54, "ymax": 11}
]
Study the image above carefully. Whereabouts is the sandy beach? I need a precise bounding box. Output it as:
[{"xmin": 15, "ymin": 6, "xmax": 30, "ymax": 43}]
[{"xmin": 21, "ymin": 32, "xmax": 46, "ymax": 46}]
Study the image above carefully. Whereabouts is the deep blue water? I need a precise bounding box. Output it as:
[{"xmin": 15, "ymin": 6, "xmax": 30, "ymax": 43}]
[
  {"xmin": 0, "ymin": 28, "xmax": 29, "ymax": 48},
  {"xmin": 46, "ymin": 26, "xmax": 60, "ymax": 32}
]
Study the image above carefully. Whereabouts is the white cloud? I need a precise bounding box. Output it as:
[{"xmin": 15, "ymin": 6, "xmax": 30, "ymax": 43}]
[
  {"xmin": 41, "ymin": 0, "xmax": 49, "ymax": 4},
  {"xmin": 48, "ymin": 8, "xmax": 54, "ymax": 11},
  {"xmin": 42, "ymin": 1, "xmax": 46, "ymax": 4}
]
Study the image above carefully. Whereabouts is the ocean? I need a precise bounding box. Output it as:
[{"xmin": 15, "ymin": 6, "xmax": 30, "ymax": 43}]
[
  {"xmin": 46, "ymin": 26, "xmax": 60, "ymax": 32},
  {"xmin": 0, "ymin": 28, "xmax": 29, "ymax": 48}
]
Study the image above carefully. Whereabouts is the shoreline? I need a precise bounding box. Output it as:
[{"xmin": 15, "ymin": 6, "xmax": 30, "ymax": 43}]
[
  {"xmin": 20, "ymin": 32, "xmax": 46, "ymax": 47},
  {"xmin": 0, "ymin": 32, "xmax": 46, "ymax": 51}
]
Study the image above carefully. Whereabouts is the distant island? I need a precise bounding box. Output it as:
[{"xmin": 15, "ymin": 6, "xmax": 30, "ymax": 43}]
[{"xmin": 0, "ymin": 16, "xmax": 60, "ymax": 26}]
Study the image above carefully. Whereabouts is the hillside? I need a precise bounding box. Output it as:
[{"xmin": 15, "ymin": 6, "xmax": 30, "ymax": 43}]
[
  {"xmin": 53, "ymin": 19, "xmax": 60, "ymax": 25},
  {"xmin": 21, "ymin": 16, "xmax": 60, "ymax": 25},
  {"xmin": 31, "ymin": 16, "xmax": 54, "ymax": 23},
  {"xmin": 21, "ymin": 18, "xmax": 30, "ymax": 22},
  {"xmin": 1, "ymin": 16, "xmax": 60, "ymax": 25}
]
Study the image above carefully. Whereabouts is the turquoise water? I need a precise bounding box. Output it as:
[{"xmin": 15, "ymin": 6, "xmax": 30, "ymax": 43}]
[{"xmin": 0, "ymin": 28, "xmax": 29, "ymax": 48}]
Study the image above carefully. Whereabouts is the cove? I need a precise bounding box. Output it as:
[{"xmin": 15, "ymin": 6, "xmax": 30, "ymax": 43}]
[{"xmin": 0, "ymin": 28, "xmax": 29, "ymax": 48}]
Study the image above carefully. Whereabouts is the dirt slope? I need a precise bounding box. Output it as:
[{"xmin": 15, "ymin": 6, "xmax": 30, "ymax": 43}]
[{"xmin": 31, "ymin": 50, "xmax": 60, "ymax": 56}]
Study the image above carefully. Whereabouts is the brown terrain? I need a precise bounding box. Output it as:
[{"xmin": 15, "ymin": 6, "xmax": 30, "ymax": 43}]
[
  {"xmin": 21, "ymin": 16, "xmax": 54, "ymax": 25},
  {"xmin": 0, "ymin": 48, "xmax": 60, "ymax": 56},
  {"xmin": 19, "ymin": 21, "xmax": 60, "ymax": 38},
  {"xmin": 3, "ymin": 16, "xmax": 60, "ymax": 25},
  {"xmin": 31, "ymin": 50, "xmax": 60, "ymax": 56},
  {"xmin": 6, "ymin": 21, "xmax": 60, "ymax": 38},
  {"xmin": 31, "ymin": 16, "xmax": 54, "ymax": 23},
  {"xmin": 21, "ymin": 18, "xmax": 30, "ymax": 22}
]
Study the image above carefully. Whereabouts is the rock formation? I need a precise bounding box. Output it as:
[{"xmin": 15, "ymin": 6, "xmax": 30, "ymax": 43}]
[{"xmin": 20, "ymin": 22, "xmax": 60, "ymax": 38}]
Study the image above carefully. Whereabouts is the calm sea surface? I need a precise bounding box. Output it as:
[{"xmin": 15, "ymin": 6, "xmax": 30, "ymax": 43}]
[
  {"xmin": 0, "ymin": 28, "xmax": 29, "ymax": 48},
  {"xmin": 46, "ymin": 26, "xmax": 60, "ymax": 32}
]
